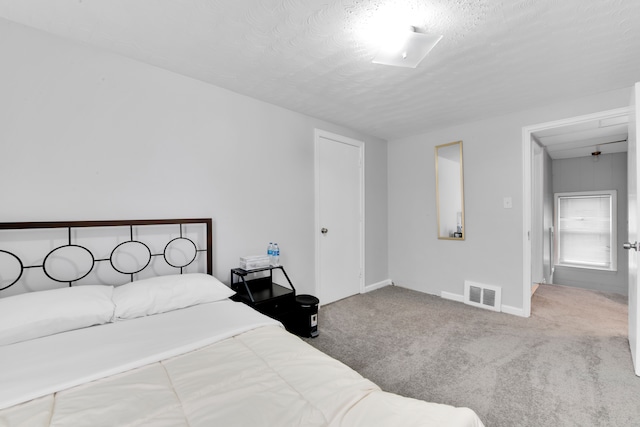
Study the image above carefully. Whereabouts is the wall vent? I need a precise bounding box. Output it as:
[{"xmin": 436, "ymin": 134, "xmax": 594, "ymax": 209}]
[{"xmin": 464, "ymin": 281, "xmax": 501, "ymax": 312}]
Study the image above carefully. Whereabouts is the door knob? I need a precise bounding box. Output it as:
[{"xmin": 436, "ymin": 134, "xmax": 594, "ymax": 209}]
[
  {"xmin": 623, "ymin": 241, "xmax": 638, "ymax": 251},
  {"xmin": 321, "ymin": 228, "xmax": 328, "ymax": 235}
]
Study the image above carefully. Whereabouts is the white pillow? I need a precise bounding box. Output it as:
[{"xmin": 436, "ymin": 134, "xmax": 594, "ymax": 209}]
[
  {"xmin": 112, "ymin": 273, "xmax": 235, "ymax": 320},
  {"xmin": 0, "ymin": 285, "xmax": 115, "ymax": 346}
]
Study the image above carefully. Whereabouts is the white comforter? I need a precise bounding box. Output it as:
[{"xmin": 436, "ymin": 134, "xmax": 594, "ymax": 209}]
[{"xmin": 0, "ymin": 301, "xmax": 484, "ymax": 427}]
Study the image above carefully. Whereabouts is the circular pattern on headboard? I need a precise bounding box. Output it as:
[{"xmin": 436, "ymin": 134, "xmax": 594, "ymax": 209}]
[
  {"xmin": 164, "ymin": 237, "xmax": 198, "ymax": 268},
  {"xmin": 0, "ymin": 250, "xmax": 24, "ymax": 291},
  {"xmin": 43, "ymin": 245, "xmax": 95, "ymax": 283},
  {"xmin": 110, "ymin": 240, "xmax": 152, "ymax": 275}
]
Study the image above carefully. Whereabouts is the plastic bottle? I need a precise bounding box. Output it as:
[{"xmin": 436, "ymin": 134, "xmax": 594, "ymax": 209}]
[
  {"xmin": 272, "ymin": 243, "xmax": 280, "ymax": 266},
  {"xmin": 268, "ymin": 242, "xmax": 274, "ymax": 265}
]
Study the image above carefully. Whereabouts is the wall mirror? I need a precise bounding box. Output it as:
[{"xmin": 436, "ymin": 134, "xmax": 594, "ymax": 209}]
[{"xmin": 435, "ymin": 140, "xmax": 465, "ymax": 240}]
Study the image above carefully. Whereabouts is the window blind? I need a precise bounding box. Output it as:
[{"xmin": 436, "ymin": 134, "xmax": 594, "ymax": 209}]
[{"xmin": 556, "ymin": 192, "xmax": 615, "ymax": 270}]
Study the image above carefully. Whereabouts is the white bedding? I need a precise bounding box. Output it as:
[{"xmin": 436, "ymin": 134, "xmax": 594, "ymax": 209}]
[
  {"xmin": 0, "ymin": 300, "xmax": 484, "ymax": 427},
  {"xmin": 0, "ymin": 299, "xmax": 278, "ymax": 410}
]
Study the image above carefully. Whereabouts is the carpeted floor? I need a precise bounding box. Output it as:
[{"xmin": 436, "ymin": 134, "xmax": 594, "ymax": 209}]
[{"xmin": 304, "ymin": 284, "xmax": 639, "ymax": 427}]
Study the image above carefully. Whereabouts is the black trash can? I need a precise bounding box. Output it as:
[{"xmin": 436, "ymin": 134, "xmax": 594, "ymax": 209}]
[{"xmin": 295, "ymin": 294, "xmax": 319, "ymax": 338}]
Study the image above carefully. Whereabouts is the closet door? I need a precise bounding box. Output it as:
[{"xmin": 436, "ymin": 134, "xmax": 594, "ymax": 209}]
[{"xmin": 315, "ymin": 130, "xmax": 363, "ymax": 305}]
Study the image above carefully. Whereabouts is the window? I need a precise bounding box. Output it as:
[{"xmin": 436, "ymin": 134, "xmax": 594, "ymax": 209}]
[{"xmin": 554, "ymin": 190, "xmax": 617, "ymax": 271}]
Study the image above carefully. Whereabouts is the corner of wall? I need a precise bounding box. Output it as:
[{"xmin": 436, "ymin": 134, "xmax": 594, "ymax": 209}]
[{"xmin": 365, "ymin": 279, "xmax": 392, "ymax": 293}]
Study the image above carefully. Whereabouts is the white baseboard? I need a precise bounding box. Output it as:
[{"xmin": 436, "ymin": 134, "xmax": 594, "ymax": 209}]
[
  {"xmin": 501, "ymin": 305, "xmax": 527, "ymax": 317},
  {"xmin": 441, "ymin": 291, "xmax": 527, "ymax": 317},
  {"xmin": 440, "ymin": 291, "xmax": 465, "ymax": 302},
  {"xmin": 365, "ymin": 279, "xmax": 392, "ymax": 293}
]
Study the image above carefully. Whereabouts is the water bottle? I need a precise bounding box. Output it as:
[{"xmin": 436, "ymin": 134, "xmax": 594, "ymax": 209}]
[
  {"xmin": 272, "ymin": 243, "xmax": 280, "ymax": 266},
  {"xmin": 267, "ymin": 242, "xmax": 274, "ymax": 265}
]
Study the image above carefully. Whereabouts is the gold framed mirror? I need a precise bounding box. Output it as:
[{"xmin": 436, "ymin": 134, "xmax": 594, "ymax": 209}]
[{"xmin": 435, "ymin": 141, "xmax": 465, "ymax": 240}]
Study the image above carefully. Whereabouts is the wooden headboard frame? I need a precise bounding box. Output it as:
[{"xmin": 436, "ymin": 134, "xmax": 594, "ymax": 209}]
[{"xmin": 0, "ymin": 218, "xmax": 212, "ymax": 292}]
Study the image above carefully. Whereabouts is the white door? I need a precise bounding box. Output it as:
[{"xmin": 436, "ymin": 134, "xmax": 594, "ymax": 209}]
[
  {"xmin": 626, "ymin": 82, "xmax": 640, "ymax": 376},
  {"xmin": 315, "ymin": 130, "xmax": 363, "ymax": 305}
]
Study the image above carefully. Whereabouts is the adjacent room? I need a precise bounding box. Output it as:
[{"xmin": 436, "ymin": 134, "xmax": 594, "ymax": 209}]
[{"xmin": 1, "ymin": 1, "xmax": 640, "ymax": 426}]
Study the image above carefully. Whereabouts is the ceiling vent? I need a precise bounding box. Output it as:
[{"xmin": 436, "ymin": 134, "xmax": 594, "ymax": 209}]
[{"xmin": 464, "ymin": 281, "xmax": 501, "ymax": 312}]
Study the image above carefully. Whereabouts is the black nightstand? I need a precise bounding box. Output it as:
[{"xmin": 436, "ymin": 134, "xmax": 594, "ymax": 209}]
[{"xmin": 230, "ymin": 266, "xmax": 296, "ymax": 329}]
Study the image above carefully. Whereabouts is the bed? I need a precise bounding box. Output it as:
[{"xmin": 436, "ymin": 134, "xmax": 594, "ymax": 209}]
[{"xmin": 0, "ymin": 219, "xmax": 484, "ymax": 427}]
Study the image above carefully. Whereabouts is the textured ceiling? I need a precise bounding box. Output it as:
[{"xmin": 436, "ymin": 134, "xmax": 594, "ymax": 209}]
[{"xmin": 1, "ymin": 0, "xmax": 639, "ymax": 141}]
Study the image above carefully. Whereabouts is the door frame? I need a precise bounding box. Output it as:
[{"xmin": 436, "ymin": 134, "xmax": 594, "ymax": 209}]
[
  {"xmin": 314, "ymin": 129, "xmax": 365, "ymax": 304},
  {"xmin": 531, "ymin": 138, "xmax": 545, "ymax": 288},
  {"xmin": 522, "ymin": 107, "xmax": 630, "ymax": 317}
]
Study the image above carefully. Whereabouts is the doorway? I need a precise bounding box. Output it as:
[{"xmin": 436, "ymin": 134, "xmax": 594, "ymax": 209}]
[
  {"xmin": 522, "ymin": 107, "xmax": 630, "ymax": 316},
  {"xmin": 314, "ymin": 129, "xmax": 364, "ymax": 305}
]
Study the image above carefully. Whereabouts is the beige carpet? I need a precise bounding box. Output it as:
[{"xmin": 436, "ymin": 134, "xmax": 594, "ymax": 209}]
[{"xmin": 305, "ymin": 284, "xmax": 638, "ymax": 427}]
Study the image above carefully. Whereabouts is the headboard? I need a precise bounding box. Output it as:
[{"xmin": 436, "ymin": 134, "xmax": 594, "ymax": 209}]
[{"xmin": 0, "ymin": 218, "xmax": 212, "ymax": 297}]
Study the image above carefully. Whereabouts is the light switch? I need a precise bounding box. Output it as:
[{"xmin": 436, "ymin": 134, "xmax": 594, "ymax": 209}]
[{"xmin": 503, "ymin": 197, "xmax": 513, "ymax": 209}]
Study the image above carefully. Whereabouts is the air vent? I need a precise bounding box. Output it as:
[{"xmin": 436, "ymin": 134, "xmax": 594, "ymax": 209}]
[
  {"xmin": 464, "ymin": 281, "xmax": 501, "ymax": 312},
  {"xmin": 469, "ymin": 285, "xmax": 482, "ymax": 304}
]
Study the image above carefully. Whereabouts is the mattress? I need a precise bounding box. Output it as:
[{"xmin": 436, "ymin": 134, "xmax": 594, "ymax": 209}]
[{"xmin": 0, "ymin": 300, "xmax": 484, "ymax": 427}]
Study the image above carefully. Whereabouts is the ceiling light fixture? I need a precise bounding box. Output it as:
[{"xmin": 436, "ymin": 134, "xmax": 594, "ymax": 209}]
[{"xmin": 372, "ymin": 26, "xmax": 442, "ymax": 68}]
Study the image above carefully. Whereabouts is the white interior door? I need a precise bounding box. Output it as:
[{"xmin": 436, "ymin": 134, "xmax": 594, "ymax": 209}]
[
  {"xmin": 627, "ymin": 82, "xmax": 640, "ymax": 376},
  {"xmin": 315, "ymin": 130, "xmax": 363, "ymax": 305}
]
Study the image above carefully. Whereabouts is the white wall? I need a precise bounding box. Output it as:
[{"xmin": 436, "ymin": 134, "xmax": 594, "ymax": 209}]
[
  {"xmin": 551, "ymin": 153, "xmax": 628, "ymax": 295},
  {"xmin": 388, "ymin": 87, "xmax": 631, "ymax": 310},
  {"xmin": 0, "ymin": 19, "xmax": 389, "ymax": 295}
]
